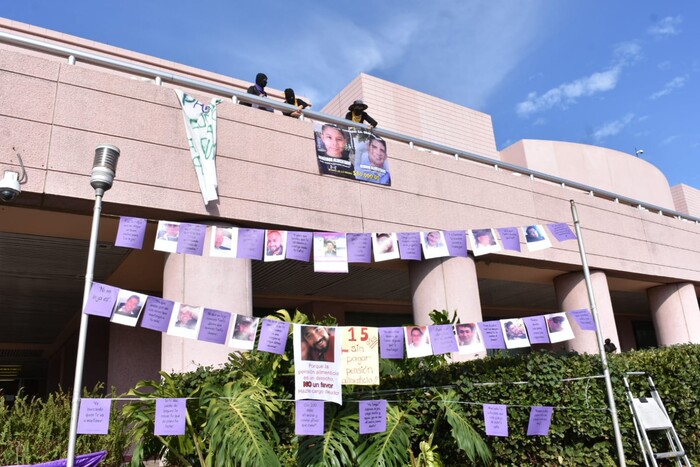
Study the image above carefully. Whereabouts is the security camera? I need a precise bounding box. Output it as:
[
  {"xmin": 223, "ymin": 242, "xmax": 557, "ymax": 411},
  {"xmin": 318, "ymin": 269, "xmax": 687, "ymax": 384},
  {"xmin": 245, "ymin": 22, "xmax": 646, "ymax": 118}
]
[{"xmin": 0, "ymin": 171, "xmax": 21, "ymax": 202}]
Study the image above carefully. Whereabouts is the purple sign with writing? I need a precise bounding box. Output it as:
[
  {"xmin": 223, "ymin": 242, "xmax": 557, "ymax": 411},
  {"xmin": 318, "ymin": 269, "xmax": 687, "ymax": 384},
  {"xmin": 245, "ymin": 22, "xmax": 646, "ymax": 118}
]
[
  {"xmin": 478, "ymin": 322, "xmax": 506, "ymax": 349},
  {"xmin": 176, "ymin": 223, "xmax": 206, "ymax": 256},
  {"xmin": 428, "ymin": 324, "xmax": 459, "ymax": 354},
  {"xmin": 483, "ymin": 403, "xmax": 508, "ymax": 437},
  {"xmin": 236, "ymin": 228, "xmax": 265, "ymax": 260},
  {"xmin": 285, "ymin": 231, "xmax": 313, "ymax": 262},
  {"xmin": 197, "ymin": 308, "xmax": 231, "ymax": 344},
  {"xmin": 77, "ymin": 398, "xmax": 112, "ymax": 435},
  {"xmin": 115, "ymin": 216, "xmax": 147, "ymax": 249},
  {"xmin": 155, "ymin": 398, "xmax": 187, "ymax": 436},
  {"xmin": 444, "ymin": 230, "xmax": 468, "ymax": 257},
  {"xmin": 347, "ymin": 233, "xmax": 372, "ymax": 263},
  {"xmin": 568, "ymin": 309, "xmax": 596, "ymax": 331},
  {"xmin": 379, "ymin": 327, "xmax": 405, "ymax": 359},
  {"xmin": 547, "ymin": 223, "xmax": 577, "ymax": 242},
  {"xmin": 295, "ymin": 400, "xmax": 324, "ymax": 436},
  {"xmin": 141, "ymin": 297, "xmax": 175, "ymax": 333},
  {"xmin": 397, "ymin": 232, "xmax": 422, "ymax": 261},
  {"xmin": 523, "ymin": 316, "xmax": 550, "ymax": 344},
  {"xmin": 497, "ymin": 227, "xmax": 521, "ymax": 252},
  {"xmin": 83, "ymin": 282, "xmax": 120, "ymax": 318},
  {"xmin": 257, "ymin": 319, "xmax": 291, "ymax": 354},
  {"xmin": 527, "ymin": 406, "xmax": 554, "ymax": 436},
  {"xmin": 359, "ymin": 400, "xmax": 387, "ymax": 434}
]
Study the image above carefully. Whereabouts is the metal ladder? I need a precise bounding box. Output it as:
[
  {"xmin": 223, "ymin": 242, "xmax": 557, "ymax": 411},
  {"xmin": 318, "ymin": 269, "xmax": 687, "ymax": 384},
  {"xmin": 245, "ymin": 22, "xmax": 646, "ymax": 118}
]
[{"xmin": 623, "ymin": 372, "xmax": 691, "ymax": 467}]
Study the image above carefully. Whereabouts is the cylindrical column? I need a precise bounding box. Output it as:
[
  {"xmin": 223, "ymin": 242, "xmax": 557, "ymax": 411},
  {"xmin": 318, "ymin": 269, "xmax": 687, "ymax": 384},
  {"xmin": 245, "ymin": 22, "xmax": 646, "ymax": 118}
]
[
  {"xmin": 161, "ymin": 225, "xmax": 253, "ymax": 373},
  {"xmin": 648, "ymin": 282, "xmax": 700, "ymax": 346},
  {"xmin": 554, "ymin": 270, "xmax": 620, "ymax": 354}
]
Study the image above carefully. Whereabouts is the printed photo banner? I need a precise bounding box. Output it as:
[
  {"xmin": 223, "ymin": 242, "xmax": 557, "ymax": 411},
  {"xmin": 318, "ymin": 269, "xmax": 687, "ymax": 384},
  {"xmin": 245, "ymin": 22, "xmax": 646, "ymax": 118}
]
[{"xmin": 313, "ymin": 123, "xmax": 391, "ymax": 186}]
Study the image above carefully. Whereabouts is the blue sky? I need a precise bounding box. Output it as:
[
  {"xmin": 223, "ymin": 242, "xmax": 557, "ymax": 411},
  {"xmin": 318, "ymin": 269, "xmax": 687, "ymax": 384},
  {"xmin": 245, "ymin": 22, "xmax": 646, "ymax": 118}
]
[{"xmin": 3, "ymin": 1, "xmax": 699, "ymax": 189}]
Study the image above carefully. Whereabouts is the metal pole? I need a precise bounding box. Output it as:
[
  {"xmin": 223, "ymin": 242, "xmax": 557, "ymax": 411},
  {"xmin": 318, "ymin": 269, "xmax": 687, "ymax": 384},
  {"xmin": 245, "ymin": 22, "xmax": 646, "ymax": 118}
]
[
  {"xmin": 570, "ymin": 199, "xmax": 626, "ymax": 466},
  {"xmin": 67, "ymin": 193, "xmax": 103, "ymax": 466}
]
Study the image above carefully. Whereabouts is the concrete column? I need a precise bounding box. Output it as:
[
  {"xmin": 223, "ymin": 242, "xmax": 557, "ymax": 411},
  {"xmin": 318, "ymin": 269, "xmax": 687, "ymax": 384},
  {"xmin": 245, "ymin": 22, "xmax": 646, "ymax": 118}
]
[
  {"xmin": 648, "ymin": 283, "xmax": 700, "ymax": 346},
  {"xmin": 554, "ymin": 270, "xmax": 619, "ymax": 354},
  {"xmin": 161, "ymin": 226, "xmax": 252, "ymax": 373}
]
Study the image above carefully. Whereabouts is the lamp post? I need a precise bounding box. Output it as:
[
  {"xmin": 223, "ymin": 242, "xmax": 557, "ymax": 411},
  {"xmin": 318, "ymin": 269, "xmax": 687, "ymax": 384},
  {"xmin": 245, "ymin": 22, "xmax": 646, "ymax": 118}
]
[{"xmin": 67, "ymin": 145, "xmax": 120, "ymax": 467}]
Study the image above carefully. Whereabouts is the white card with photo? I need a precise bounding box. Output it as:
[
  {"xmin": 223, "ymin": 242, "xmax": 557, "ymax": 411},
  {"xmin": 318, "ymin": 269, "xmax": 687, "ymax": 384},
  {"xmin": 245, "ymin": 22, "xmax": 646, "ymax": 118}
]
[
  {"xmin": 420, "ymin": 231, "xmax": 450, "ymax": 259},
  {"xmin": 210, "ymin": 226, "xmax": 237, "ymax": 258},
  {"xmin": 468, "ymin": 228, "xmax": 502, "ymax": 256},
  {"xmin": 166, "ymin": 303, "xmax": 203, "ymax": 339},
  {"xmin": 404, "ymin": 325, "xmax": 433, "ymax": 358},
  {"xmin": 228, "ymin": 314, "xmax": 260, "ymax": 350},
  {"xmin": 545, "ymin": 312, "xmax": 575, "ymax": 343},
  {"xmin": 154, "ymin": 221, "xmax": 181, "ymax": 253},
  {"xmin": 264, "ymin": 230, "xmax": 287, "ymax": 262},
  {"xmin": 372, "ymin": 232, "xmax": 400, "ymax": 262},
  {"xmin": 110, "ymin": 289, "xmax": 148, "ymax": 327},
  {"xmin": 522, "ymin": 225, "xmax": 552, "ymax": 252},
  {"xmin": 500, "ymin": 318, "xmax": 531, "ymax": 349},
  {"xmin": 455, "ymin": 323, "xmax": 486, "ymax": 355},
  {"xmin": 313, "ymin": 233, "xmax": 349, "ymax": 273}
]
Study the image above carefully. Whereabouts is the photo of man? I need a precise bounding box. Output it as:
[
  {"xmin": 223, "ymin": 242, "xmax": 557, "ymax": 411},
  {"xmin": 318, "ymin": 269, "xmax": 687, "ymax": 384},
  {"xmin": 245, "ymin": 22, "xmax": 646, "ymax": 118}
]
[
  {"xmin": 314, "ymin": 123, "xmax": 355, "ymax": 179},
  {"xmin": 500, "ymin": 318, "xmax": 531, "ymax": 349},
  {"xmin": 229, "ymin": 315, "xmax": 260, "ymax": 350},
  {"xmin": 420, "ymin": 230, "xmax": 449, "ymax": 259},
  {"xmin": 300, "ymin": 325, "xmax": 336, "ymax": 362},
  {"xmin": 455, "ymin": 322, "xmax": 486, "ymax": 354},
  {"xmin": 354, "ymin": 134, "xmax": 391, "ymax": 186},
  {"xmin": 313, "ymin": 232, "xmax": 348, "ymax": 273},
  {"xmin": 210, "ymin": 226, "xmax": 237, "ymax": 258},
  {"xmin": 522, "ymin": 224, "xmax": 552, "ymax": 252},
  {"xmin": 545, "ymin": 312, "xmax": 575, "ymax": 343},
  {"xmin": 372, "ymin": 232, "xmax": 400, "ymax": 262},
  {"xmin": 264, "ymin": 230, "xmax": 287, "ymax": 262},
  {"xmin": 166, "ymin": 303, "xmax": 203, "ymax": 339},
  {"xmin": 111, "ymin": 290, "xmax": 148, "ymax": 326},
  {"xmin": 154, "ymin": 221, "xmax": 181, "ymax": 253},
  {"xmin": 404, "ymin": 325, "xmax": 432, "ymax": 358},
  {"xmin": 469, "ymin": 228, "xmax": 501, "ymax": 256}
]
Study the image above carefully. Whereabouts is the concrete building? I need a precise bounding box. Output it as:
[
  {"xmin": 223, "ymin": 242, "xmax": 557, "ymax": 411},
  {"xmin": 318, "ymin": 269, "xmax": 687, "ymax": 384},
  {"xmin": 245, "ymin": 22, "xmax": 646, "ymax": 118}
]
[{"xmin": 1, "ymin": 18, "xmax": 699, "ymax": 397}]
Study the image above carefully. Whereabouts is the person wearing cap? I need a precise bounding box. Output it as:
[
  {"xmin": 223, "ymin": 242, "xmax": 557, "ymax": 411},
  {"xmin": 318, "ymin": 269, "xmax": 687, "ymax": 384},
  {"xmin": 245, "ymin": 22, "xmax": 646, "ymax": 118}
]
[
  {"xmin": 345, "ymin": 100, "xmax": 378, "ymax": 128},
  {"xmin": 547, "ymin": 315, "xmax": 565, "ymax": 333},
  {"xmin": 354, "ymin": 135, "xmax": 391, "ymax": 185},
  {"xmin": 242, "ymin": 72, "xmax": 273, "ymax": 112},
  {"xmin": 233, "ymin": 315, "xmax": 257, "ymax": 341},
  {"xmin": 283, "ymin": 88, "xmax": 311, "ymax": 118}
]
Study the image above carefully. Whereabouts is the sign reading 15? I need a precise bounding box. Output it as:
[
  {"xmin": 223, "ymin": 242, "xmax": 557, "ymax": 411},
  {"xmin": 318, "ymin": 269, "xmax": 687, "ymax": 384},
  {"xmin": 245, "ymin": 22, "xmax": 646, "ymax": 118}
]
[{"xmin": 347, "ymin": 327, "xmax": 369, "ymax": 342}]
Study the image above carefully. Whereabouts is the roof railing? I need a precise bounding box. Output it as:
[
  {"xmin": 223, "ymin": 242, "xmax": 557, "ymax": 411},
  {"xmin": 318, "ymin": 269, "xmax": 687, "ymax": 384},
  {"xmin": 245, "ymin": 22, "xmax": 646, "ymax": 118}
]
[{"xmin": 1, "ymin": 29, "xmax": 698, "ymax": 225}]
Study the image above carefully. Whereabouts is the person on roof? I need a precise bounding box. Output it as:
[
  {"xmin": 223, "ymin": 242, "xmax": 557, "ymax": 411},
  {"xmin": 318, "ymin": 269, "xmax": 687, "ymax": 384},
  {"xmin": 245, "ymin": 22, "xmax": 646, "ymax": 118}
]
[
  {"xmin": 283, "ymin": 88, "xmax": 311, "ymax": 118},
  {"xmin": 242, "ymin": 72, "xmax": 273, "ymax": 112},
  {"xmin": 345, "ymin": 99, "xmax": 377, "ymax": 128}
]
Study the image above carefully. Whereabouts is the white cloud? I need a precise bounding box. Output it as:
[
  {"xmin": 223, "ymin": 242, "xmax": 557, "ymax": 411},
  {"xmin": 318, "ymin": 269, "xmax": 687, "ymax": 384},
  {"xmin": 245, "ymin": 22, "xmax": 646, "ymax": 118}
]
[
  {"xmin": 657, "ymin": 61, "xmax": 671, "ymax": 70},
  {"xmin": 649, "ymin": 75, "xmax": 689, "ymax": 100},
  {"xmin": 661, "ymin": 135, "xmax": 680, "ymax": 145},
  {"xmin": 516, "ymin": 42, "xmax": 641, "ymax": 117},
  {"xmin": 647, "ymin": 16, "xmax": 682, "ymax": 37},
  {"xmin": 591, "ymin": 113, "xmax": 635, "ymax": 142}
]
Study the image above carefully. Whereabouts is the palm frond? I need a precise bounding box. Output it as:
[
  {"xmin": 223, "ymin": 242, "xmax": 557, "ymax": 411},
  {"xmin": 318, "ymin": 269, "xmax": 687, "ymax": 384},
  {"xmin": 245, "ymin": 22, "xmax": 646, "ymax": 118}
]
[
  {"xmin": 438, "ymin": 390, "xmax": 491, "ymax": 464},
  {"xmin": 356, "ymin": 401, "xmax": 419, "ymax": 467},
  {"xmin": 297, "ymin": 403, "xmax": 359, "ymax": 467}
]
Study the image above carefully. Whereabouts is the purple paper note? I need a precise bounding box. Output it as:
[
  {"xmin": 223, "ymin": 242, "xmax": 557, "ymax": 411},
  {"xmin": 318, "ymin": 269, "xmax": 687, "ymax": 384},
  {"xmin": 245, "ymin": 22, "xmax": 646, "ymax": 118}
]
[
  {"xmin": 428, "ymin": 324, "xmax": 459, "ymax": 354},
  {"xmin": 115, "ymin": 217, "xmax": 147, "ymax": 249},
  {"xmin": 176, "ymin": 223, "xmax": 206, "ymax": 256},
  {"xmin": 286, "ymin": 231, "xmax": 313, "ymax": 262},
  {"xmin": 236, "ymin": 228, "xmax": 265, "ymax": 260},
  {"xmin": 197, "ymin": 308, "xmax": 231, "ymax": 344},
  {"xmin": 347, "ymin": 233, "xmax": 372, "ymax": 263},
  {"xmin": 523, "ymin": 316, "xmax": 550, "ymax": 344},
  {"xmin": 83, "ymin": 282, "xmax": 120, "ymax": 318},
  {"xmin": 527, "ymin": 406, "xmax": 554, "ymax": 436},
  {"xmin": 359, "ymin": 400, "xmax": 387, "ymax": 434},
  {"xmin": 478, "ymin": 322, "xmax": 506, "ymax": 349},
  {"xmin": 568, "ymin": 309, "xmax": 596, "ymax": 331},
  {"xmin": 379, "ymin": 327, "xmax": 405, "ymax": 359},
  {"xmin": 257, "ymin": 319, "xmax": 291, "ymax": 354},
  {"xmin": 295, "ymin": 400, "xmax": 324, "ymax": 436},
  {"xmin": 77, "ymin": 398, "xmax": 112, "ymax": 435},
  {"xmin": 444, "ymin": 230, "xmax": 468, "ymax": 257},
  {"xmin": 140, "ymin": 297, "xmax": 175, "ymax": 332},
  {"xmin": 397, "ymin": 232, "xmax": 422, "ymax": 261},
  {"xmin": 483, "ymin": 403, "xmax": 508, "ymax": 437},
  {"xmin": 155, "ymin": 398, "xmax": 187, "ymax": 436},
  {"xmin": 547, "ymin": 223, "xmax": 577, "ymax": 242},
  {"xmin": 497, "ymin": 227, "xmax": 521, "ymax": 252}
]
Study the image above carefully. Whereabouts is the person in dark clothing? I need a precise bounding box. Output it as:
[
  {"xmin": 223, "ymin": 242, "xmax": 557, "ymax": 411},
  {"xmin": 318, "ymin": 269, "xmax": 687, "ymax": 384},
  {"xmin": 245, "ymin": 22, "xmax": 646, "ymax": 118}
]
[
  {"xmin": 604, "ymin": 338, "xmax": 617, "ymax": 353},
  {"xmin": 283, "ymin": 88, "xmax": 311, "ymax": 118},
  {"xmin": 345, "ymin": 99, "xmax": 377, "ymax": 128},
  {"xmin": 242, "ymin": 72, "xmax": 273, "ymax": 112}
]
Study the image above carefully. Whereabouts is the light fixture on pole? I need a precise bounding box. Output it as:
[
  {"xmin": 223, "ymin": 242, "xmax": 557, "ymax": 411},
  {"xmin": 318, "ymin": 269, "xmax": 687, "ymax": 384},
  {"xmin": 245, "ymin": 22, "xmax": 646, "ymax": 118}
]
[
  {"xmin": 67, "ymin": 145, "xmax": 120, "ymax": 467},
  {"xmin": 635, "ymin": 148, "xmax": 644, "ymax": 158}
]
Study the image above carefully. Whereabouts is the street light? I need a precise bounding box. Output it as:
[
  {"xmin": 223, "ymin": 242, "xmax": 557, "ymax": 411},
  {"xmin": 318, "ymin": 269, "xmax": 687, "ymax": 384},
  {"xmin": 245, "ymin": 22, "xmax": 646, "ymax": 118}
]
[
  {"xmin": 635, "ymin": 148, "xmax": 644, "ymax": 157},
  {"xmin": 67, "ymin": 145, "xmax": 120, "ymax": 467}
]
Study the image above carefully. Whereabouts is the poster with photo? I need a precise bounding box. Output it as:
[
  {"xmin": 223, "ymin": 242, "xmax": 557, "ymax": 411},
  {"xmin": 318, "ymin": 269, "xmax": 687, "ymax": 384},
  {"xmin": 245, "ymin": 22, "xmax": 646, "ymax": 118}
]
[
  {"xmin": 313, "ymin": 123, "xmax": 356, "ymax": 180},
  {"xmin": 351, "ymin": 131, "xmax": 391, "ymax": 186},
  {"xmin": 404, "ymin": 325, "xmax": 433, "ymax": 358},
  {"xmin": 468, "ymin": 228, "xmax": 502, "ymax": 256},
  {"xmin": 264, "ymin": 230, "xmax": 287, "ymax": 262},
  {"xmin": 228, "ymin": 314, "xmax": 260, "ymax": 350},
  {"xmin": 545, "ymin": 312, "xmax": 575, "ymax": 343},
  {"xmin": 372, "ymin": 232, "xmax": 400, "ymax": 262},
  {"xmin": 166, "ymin": 303, "xmax": 203, "ymax": 339},
  {"xmin": 154, "ymin": 221, "xmax": 181, "ymax": 253},
  {"xmin": 313, "ymin": 232, "xmax": 348, "ymax": 273},
  {"xmin": 420, "ymin": 230, "xmax": 450, "ymax": 259},
  {"xmin": 110, "ymin": 289, "xmax": 148, "ymax": 327},
  {"xmin": 522, "ymin": 224, "xmax": 552, "ymax": 252},
  {"xmin": 210, "ymin": 226, "xmax": 237, "ymax": 258},
  {"xmin": 294, "ymin": 324, "xmax": 342, "ymax": 404},
  {"xmin": 500, "ymin": 318, "xmax": 531, "ymax": 349},
  {"xmin": 455, "ymin": 322, "xmax": 486, "ymax": 355}
]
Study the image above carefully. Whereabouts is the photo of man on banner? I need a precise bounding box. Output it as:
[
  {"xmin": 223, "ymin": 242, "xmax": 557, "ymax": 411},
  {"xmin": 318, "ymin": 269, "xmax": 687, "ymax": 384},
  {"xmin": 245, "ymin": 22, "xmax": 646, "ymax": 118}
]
[
  {"xmin": 353, "ymin": 133, "xmax": 391, "ymax": 186},
  {"xmin": 314, "ymin": 123, "xmax": 355, "ymax": 179}
]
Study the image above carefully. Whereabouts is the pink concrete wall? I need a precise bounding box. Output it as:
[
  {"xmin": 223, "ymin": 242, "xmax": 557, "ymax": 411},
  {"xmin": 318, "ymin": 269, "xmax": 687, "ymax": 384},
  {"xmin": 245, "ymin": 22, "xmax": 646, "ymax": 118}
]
[
  {"xmin": 671, "ymin": 184, "xmax": 700, "ymax": 217},
  {"xmin": 500, "ymin": 140, "xmax": 675, "ymax": 210}
]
